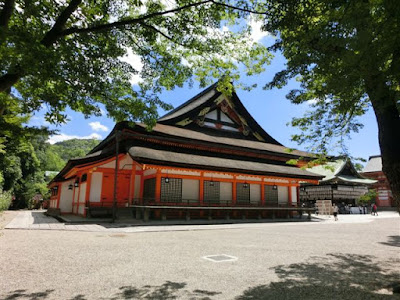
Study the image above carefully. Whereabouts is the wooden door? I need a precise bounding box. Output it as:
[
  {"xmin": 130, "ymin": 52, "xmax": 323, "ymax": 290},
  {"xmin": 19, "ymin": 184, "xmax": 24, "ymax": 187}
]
[{"xmin": 101, "ymin": 173, "xmax": 130, "ymax": 206}]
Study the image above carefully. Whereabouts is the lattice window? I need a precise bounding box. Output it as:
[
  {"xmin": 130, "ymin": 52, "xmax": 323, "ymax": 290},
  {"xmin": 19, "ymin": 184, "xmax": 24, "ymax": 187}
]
[
  {"xmin": 81, "ymin": 174, "xmax": 87, "ymax": 182},
  {"xmin": 204, "ymin": 181, "xmax": 220, "ymax": 204},
  {"xmin": 143, "ymin": 178, "xmax": 156, "ymax": 202},
  {"xmin": 236, "ymin": 183, "xmax": 250, "ymax": 204},
  {"xmin": 161, "ymin": 177, "xmax": 182, "ymax": 203},
  {"xmin": 265, "ymin": 185, "xmax": 278, "ymax": 205}
]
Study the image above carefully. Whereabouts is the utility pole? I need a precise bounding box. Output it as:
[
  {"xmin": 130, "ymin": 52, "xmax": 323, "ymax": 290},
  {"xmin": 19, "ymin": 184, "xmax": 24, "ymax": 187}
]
[{"xmin": 112, "ymin": 130, "xmax": 120, "ymax": 222}]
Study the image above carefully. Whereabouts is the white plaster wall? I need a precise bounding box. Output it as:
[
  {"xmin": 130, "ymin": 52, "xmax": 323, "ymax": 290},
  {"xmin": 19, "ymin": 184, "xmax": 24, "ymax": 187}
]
[
  {"xmin": 265, "ymin": 178, "xmax": 289, "ymax": 183},
  {"xmin": 237, "ymin": 175, "xmax": 262, "ymax": 181},
  {"xmin": 73, "ymin": 187, "xmax": 80, "ymax": 204},
  {"xmin": 59, "ymin": 180, "xmax": 74, "ymax": 213},
  {"xmin": 220, "ymin": 112, "xmax": 234, "ymax": 123},
  {"xmin": 220, "ymin": 182, "xmax": 232, "ymax": 201},
  {"xmin": 205, "ymin": 110, "xmax": 218, "ymax": 120},
  {"xmin": 79, "ymin": 182, "xmax": 87, "ymax": 203},
  {"xmin": 78, "ymin": 204, "xmax": 85, "ymax": 215},
  {"xmin": 89, "ymin": 172, "xmax": 102, "ymax": 202},
  {"xmin": 163, "ymin": 169, "xmax": 200, "ymax": 176},
  {"xmin": 204, "ymin": 172, "xmax": 233, "ymax": 179},
  {"xmin": 291, "ymin": 186, "xmax": 298, "ymax": 206},
  {"xmin": 182, "ymin": 179, "xmax": 199, "ymax": 201},
  {"xmin": 278, "ymin": 186, "xmax": 289, "ymax": 204},
  {"xmin": 99, "ymin": 159, "xmax": 115, "ymax": 169},
  {"xmin": 119, "ymin": 155, "xmax": 133, "ymax": 169},
  {"xmin": 250, "ymin": 184, "xmax": 261, "ymax": 204},
  {"xmin": 144, "ymin": 169, "xmax": 156, "ymax": 176},
  {"xmin": 134, "ymin": 175, "xmax": 141, "ymax": 199}
]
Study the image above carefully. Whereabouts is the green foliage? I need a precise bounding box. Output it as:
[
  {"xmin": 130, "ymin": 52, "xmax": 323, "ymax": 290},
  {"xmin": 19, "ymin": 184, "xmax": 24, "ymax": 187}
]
[
  {"xmin": 262, "ymin": 0, "xmax": 400, "ymax": 156},
  {"xmin": 51, "ymin": 139, "xmax": 100, "ymax": 163},
  {"xmin": 1, "ymin": 0, "xmax": 271, "ymax": 126},
  {"xmin": 0, "ymin": 190, "xmax": 12, "ymax": 211},
  {"xmin": 358, "ymin": 189, "xmax": 377, "ymax": 204}
]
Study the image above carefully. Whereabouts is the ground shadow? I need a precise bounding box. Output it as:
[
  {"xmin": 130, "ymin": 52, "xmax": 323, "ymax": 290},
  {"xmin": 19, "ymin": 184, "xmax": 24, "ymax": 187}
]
[
  {"xmin": 379, "ymin": 235, "xmax": 400, "ymax": 248},
  {"xmin": 30, "ymin": 212, "xmax": 59, "ymax": 225},
  {"xmin": 2, "ymin": 282, "xmax": 220, "ymax": 300},
  {"xmin": 1, "ymin": 289, "xmax": 54, "ymax": 300},
  {"xmin": 109, "ymin": 281, "xmax": 221, "ymax": 300},
  {"xmin": 236, "ymin": 253, "xmax": 400, "ymax": 300}
]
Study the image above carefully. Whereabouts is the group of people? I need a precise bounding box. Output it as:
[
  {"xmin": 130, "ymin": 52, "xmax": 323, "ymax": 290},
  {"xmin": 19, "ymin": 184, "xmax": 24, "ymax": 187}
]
[{"xmin": 332, "ymin": 203, "xmax": 378, "ymax": 221}]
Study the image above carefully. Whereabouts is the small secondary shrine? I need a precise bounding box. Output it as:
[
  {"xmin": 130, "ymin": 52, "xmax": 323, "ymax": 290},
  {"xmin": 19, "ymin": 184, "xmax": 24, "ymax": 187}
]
[
  {"xmin": 299, "ymin": 159, "xmax": 376, "ymax": 205},
  {"xmin": 48, "ymin": 83, "xmax": 323, "ymax": 220}
]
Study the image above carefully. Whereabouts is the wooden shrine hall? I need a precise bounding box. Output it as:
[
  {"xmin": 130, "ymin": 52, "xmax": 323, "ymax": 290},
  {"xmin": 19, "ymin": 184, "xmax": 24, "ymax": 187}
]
[{"xmin": 48, "ymin": 83, "xmax": 323, "ymax": 221}]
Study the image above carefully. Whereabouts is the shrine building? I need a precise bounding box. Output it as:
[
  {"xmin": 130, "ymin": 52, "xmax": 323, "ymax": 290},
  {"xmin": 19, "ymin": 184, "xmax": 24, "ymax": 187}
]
[{"xmin": 48, "ymin": 83, "xmax": 323, "ymax": 220}]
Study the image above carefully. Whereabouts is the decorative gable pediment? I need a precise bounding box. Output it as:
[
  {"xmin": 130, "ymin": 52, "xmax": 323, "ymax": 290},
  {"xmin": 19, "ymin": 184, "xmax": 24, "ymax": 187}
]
[{"xmin": 158, "ymin": 83, "xmax": 282, "ymax": 145}]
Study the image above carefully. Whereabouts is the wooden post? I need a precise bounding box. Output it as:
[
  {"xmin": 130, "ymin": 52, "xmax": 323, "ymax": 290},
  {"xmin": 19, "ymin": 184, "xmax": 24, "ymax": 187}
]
[
  {"xmin": 83, "ymin": 172, "xmax": 93, "ymax": 217},
  {"xmin": 155, "ymin": 169, "xmax": 161, "ymax": 203},
  {"xmin": 112, "ymin": 131, "xmax": 120, "ymax": 222},
  {"xmin": 261, "ymin": 183, "xmax": 265, "ymax": 206}
]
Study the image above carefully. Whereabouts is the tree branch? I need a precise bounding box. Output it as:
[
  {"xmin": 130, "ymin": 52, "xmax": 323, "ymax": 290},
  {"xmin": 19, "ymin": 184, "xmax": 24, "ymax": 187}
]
[
  {"xmin": 59, "ymin": 0, "xmax": 212, "ymax": 36},
  {"xmin": 211, "ymin": 0, "xmax": 268, "ymax": 15},
  {"xmin": 41, "ymin": 0, "xmax": 82, "ymax": 47},
  {"xmin": 140, "ymin": 22, "xmax": 189, "ymax": 49},
  {"xmin": 58, "ymin": 0, "xmax": 268, "ymax": 37}
]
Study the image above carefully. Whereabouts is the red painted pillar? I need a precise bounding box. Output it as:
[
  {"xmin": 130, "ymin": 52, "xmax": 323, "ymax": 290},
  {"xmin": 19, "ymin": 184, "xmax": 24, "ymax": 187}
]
[{"xmin": 155, "ymin": 169, "xmax": 161, "ymax": 203}]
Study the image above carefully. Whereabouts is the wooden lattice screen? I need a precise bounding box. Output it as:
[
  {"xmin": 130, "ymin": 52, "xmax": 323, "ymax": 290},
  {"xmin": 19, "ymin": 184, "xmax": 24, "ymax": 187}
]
[
  {"xmin": 161, "ymin": 177, "xmax": 182, "ymax": 203},
  {"xmin": 236, "ymin": 183, "xmax": 250, "ymax": 204},
  {"xmin": 265, "ymin": 185, "xmax": 278, "ymax": 205},
  {"xmin": 204, "ymin": 181, "xmax": 220, "ymax": 204}
]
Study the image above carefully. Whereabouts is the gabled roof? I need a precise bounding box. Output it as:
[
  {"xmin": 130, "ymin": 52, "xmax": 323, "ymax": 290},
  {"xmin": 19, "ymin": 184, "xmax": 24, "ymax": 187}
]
[
  {"xmin": 306, "ymin": 159, "xmax": 376, "ymax": 185},
  {"xmin": 363, "ymin": 155, "xmax": 382, "ymax": 173},
  {"xmin": 158, "ymin": 82, "xmax": 282, "ymax": 145},
  {"xmin": 128, "ymin": 147, "xmax": 322, "ymax": 180}
]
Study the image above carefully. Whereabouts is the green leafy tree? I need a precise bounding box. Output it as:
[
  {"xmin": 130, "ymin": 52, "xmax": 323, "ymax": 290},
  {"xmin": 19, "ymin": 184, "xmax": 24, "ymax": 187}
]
[
  {"xmin": 0, "ymin": 0, "xmax": 270, "ymax": 126},
  {"xmin": 0, "ymin": 0, "xmax": 272, "ymax": 208},
  {"xmin": 261, "ymin": 0, "xmax": 400, "ymax": 211},
  {"xmin": 358, "ymin": 189, "xmax": 377, "ymax": 205},
  {"xmin": 51, "ymin": 139, "xmax": 100, "ymax": 162}
]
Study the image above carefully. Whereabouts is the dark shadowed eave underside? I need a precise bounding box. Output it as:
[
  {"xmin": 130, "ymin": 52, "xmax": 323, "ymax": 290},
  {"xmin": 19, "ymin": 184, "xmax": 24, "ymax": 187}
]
[{"xmin": 128, "ymin": 146, "xmax": 323, "ymax": 180}]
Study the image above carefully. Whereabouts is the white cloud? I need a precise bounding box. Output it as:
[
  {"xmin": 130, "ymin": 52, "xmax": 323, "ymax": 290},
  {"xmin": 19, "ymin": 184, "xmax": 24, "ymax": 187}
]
[
  {"xmin": 48, "ymin": 133, "xmax": 102, "ymax": 144},
  {"xmin": 120, "ymin": 48, "xmax": 144, "ymax": 85},
  {"xmin": 29, "ymin": 116, "xmax": 51, "ymax": 127},
  {"xmin": 307, "ymin": 99, "xmax": 318, "ymax": 105},
  {"xmin": 248, "ymin": 17, "xmax": 269, "ymax": 43},
  {"xmin": 89, "ymin": 121, "xmax": 109, "ymax": 132}
]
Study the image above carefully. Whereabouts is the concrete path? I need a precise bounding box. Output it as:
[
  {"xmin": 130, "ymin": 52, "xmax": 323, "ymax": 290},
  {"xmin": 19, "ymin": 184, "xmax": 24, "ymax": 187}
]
[{"xmin": 4, "ymin": 210, "xmax": 399, "ymax": 233}]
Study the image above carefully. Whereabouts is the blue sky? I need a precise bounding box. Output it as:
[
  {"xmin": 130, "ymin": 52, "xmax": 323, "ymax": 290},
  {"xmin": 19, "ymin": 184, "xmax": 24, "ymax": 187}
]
[{"xmin": 29, "ymin": 22, "xmax": 381, "ymax": 164}]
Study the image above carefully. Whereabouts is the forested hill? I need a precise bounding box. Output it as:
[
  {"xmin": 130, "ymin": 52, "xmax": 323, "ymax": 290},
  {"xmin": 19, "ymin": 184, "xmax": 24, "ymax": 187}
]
[{"xmin": 45, "ymin": 139, "xmax": 101, "ymax": 172}]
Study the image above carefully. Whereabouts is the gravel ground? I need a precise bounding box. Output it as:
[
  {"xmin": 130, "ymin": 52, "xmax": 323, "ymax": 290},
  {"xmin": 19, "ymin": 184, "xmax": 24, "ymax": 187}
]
[{"xmin": 0, "ymin": 211, "xmax": 399, "ymax": 300}]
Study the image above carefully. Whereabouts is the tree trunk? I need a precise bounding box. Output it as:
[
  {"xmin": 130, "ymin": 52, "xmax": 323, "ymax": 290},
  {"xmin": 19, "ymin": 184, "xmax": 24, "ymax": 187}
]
[
  {"xmin": 367, "ymin": 79, "xmax": 400, "ymax": 213},
  {"xmin": 0, "ymin": 73, "xmax": 20, "ymax": 93}
]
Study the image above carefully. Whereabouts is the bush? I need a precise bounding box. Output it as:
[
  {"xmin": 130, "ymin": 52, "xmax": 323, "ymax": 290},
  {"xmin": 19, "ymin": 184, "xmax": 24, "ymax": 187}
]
[{"xmin": 0, "ymin": 190, "xmax": 12, "ymax": 211}]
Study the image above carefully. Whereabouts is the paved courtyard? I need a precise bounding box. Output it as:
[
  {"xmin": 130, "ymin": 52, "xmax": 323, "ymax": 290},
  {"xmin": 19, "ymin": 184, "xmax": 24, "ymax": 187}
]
[{"xmin": 0, "ymin": 210, "xmax": 399, "ymax": 299}]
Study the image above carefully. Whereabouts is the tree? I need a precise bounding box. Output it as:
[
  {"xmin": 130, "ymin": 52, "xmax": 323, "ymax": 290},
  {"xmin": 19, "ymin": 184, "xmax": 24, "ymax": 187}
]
[
  {"xmin": 261, "ymin": 0, "xmax": 400, "ymax": 211},
  {"xmin": 0, "ymin": 0, "xmax": 270, "ymax": 126}
]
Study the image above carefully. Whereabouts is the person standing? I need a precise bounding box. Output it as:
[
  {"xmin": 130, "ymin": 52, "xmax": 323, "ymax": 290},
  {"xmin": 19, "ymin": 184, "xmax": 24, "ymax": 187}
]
[
  {"xmin": 372, "ymin": 203, "xmax": 378, "ymax": 216},
  {"xmin": 333, "ymin": 203, "xmax": 339, "ymax": 221}
]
